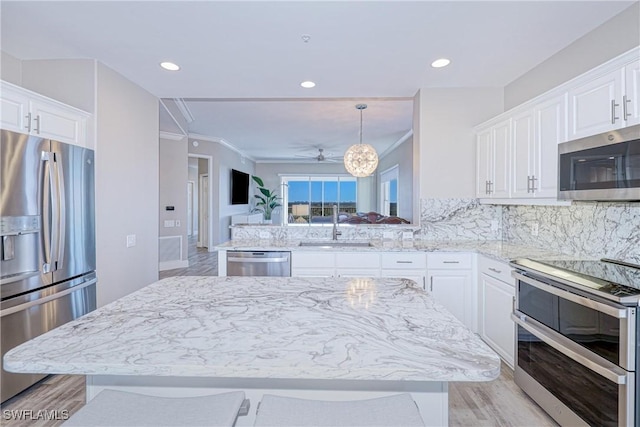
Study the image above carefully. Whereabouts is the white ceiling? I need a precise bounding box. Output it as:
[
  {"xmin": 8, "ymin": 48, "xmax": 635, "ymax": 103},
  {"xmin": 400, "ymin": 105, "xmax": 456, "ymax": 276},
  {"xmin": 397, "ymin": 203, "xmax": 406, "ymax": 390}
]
[{"xmin": 1, "ymin": 1, "xmax": 635, "ymax": 161}]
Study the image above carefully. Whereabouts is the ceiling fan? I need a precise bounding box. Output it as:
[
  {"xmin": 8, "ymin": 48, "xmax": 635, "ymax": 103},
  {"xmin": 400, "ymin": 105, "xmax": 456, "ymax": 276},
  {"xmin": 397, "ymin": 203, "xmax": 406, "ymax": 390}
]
[{"xmin": 294, "ymin": 148, "xmax": 343, "ymax": 163}]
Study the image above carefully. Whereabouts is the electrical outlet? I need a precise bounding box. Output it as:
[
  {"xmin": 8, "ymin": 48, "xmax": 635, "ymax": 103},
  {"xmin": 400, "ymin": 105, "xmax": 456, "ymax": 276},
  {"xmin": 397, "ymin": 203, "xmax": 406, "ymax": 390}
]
[
  {"xmin": 164, "ymin": 220, "xmax": 175, "ymax": 228},
  {"xmin": 530, "ymin": 222, "xmax": 539, "ymax": 236},
  {"xmin": 383, "ymin": 231, "xmax": 394, "ymax": 240},
  {"xmin": 259, "ymin": 231, "xmax": 270, "ymax": 239},
  {"xmin": 402, "ymin": 231, "xmax": 414, "ymax": 240},
  {"xmin": 126, "ymin": 234, "xmax": 136, "ymax": 248},
  {"xmin": 490, "ymin": 220, "xmax": 499, "ymax": 232}
]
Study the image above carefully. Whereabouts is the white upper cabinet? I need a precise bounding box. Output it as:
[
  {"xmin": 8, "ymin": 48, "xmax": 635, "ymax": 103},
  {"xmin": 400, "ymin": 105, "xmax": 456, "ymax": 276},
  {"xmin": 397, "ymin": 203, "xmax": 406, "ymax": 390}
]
[
  {"xmin": 568, "ymin": 68, "xmax": 624, "ymax": 140},
  {"xmin": 625, "ymin": 59, "xmax": 640, "ymax": 126},
  {"xmin": 475, "ymin": 119, "xmax": 511, "ymax": 199},
  {"xmin": 0, "ymin": 81, "xmax": 90, "ymax": 147},
  {"xmin": 568, "ymin": 52, "xmax": 640, "ymax": 140},
  {"xmin": 532, "ymin": 94, "xmax": 567, "ymax": 198},
  {"xmin": 510, "ymin": 110, "xmax": 535, "ymax": 198}
]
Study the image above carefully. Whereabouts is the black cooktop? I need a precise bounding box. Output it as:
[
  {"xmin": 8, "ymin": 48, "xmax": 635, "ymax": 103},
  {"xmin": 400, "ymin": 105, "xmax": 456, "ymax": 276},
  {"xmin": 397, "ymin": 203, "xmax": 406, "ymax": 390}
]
[{"xmin": 511, "ymin": 258, "xmax": 640, "ymax": 304}]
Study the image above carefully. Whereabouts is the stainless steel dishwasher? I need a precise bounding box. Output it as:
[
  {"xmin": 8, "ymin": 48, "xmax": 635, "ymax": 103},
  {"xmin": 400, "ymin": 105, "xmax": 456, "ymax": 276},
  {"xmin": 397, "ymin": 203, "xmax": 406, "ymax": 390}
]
[{"xmin": 226, "ymin": 251, "xmax": 291, "ymax": 276}]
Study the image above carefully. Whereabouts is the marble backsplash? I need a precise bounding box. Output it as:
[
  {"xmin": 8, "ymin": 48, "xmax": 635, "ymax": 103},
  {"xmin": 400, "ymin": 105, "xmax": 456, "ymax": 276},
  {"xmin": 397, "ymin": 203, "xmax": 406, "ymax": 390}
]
[
  {"xmin": 419, "ymin": 198, "xmax": 501, "ymax": 241},
  {"xmin": 502, "ymin": 202, "xmax": 640, "ymax": 264}
]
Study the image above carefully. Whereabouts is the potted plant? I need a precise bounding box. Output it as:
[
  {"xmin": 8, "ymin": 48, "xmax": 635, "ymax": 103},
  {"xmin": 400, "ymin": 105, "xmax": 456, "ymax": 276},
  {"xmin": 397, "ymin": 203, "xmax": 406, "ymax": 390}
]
[{"xmin": 251, "ymin": 175, "xmax": 281, "ymax": 223}]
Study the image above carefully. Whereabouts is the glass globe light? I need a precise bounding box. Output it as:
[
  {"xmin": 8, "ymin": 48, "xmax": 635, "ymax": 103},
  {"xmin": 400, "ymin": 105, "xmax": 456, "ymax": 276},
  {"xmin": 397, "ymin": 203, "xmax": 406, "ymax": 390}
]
[{"xmin": 344, "ymin": 104, "xmax": 378, "ymax": 177}]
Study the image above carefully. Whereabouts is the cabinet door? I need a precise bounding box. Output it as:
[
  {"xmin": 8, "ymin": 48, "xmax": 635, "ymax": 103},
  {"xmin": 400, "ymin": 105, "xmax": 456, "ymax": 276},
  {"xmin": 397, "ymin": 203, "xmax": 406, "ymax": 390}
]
[
  {"xmin": 568, "ymin": 68, "xmax": 624, "ymax": 139},
  {"xmin": 624, "ymin": 59, "xmax": 640, "ymax": 126},
  {"xmin": 29, "ymin": 99, "xmax": 85, "ymax": 145},
  {"xmin": 491, "ymin": 119, "xmax": 511, "ymax": 198},
  {"xmin": 476, "ymin": 129, "xmax": 492, "ymax": 197},
  {"xmin": 511, "ymin": 110, "xmax": 534, "ymax": 198},
  {"xmin": 480, "ymin": 274, "xmax": 515, "ymax": 368},
  {"xmin": 0, "ymin": 88, "xmax": 29, "ymax": 133},
  {"xmin": 532, "ymin": 94, "xmax": 567, "ymax": 198},
  {"xmin": 427, "ymin": 271, "xmax": 468, "ymax": 326}
]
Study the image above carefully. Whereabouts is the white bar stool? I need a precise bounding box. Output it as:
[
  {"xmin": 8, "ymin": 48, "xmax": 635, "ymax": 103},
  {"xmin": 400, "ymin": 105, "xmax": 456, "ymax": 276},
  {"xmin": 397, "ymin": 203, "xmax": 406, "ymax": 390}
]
[
  {"xmin": 62, "ymin": 389, "xmax": 248, "ymax": 426},
  {"xmin": 254, "ymin": 393, "xmax": 425, "ymax": 426}
]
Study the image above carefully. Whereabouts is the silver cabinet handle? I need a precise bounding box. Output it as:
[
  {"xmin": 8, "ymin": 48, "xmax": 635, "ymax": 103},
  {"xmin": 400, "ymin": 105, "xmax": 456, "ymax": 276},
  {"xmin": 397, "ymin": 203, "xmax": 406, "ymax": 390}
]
[
  {"xmin": 489, "ymin": 181, "xmax": 493, "ymax": 194},
  {"xmin": 611, "ymin": 99, "xmax": 620, "ymax": 124},
  {"xmin": 485, "ymin": 180, "xmax": 489, "ymax": 195},
  {"xmin": 531, "ymin": 175, "xmax": 537, "ymax": 192},
  {"xmin": 396, "ymin": 261, "xmax": 413, "ymax": 264},
  {"xmin": 443, "ymin": 261, "xmax": 460, "ymax": 264},
  {"xmin": 488, "ymin": 267, "xmax": 502, "ymax": 274},
  {"xmin": 33, "ymin": 115, "xmax": 41, "ymax": 134},
  {"xmin": 623, "ymin": 95, "xmax": 632, "ymax": 120},
  {"xmin": 429, "ymin": 276, "xmax": 433, "ymax": 292},
  {"xmin": 25, "ymin": 112, "xmax": 32, "ymax": 132}
]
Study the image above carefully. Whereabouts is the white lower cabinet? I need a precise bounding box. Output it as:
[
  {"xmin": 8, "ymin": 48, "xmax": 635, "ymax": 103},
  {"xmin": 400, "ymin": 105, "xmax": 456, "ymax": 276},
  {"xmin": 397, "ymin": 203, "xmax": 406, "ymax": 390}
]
[
  {"xmin": 426, "ymin": 253, "xmax": 474, "ymax": 331},
  {"xmin": 380, "ymin": 252, "xmax": 427, "ymax": 288},
  {"xmin": 336, "ymin": 253, "xmax": 380, "ymax": 277},
  {"xmin": 291, "ymin": 251, "xmax": 335, "ymax": 277},
  {"xmin": 478, "ymin": 256, "xmax": 515, "ymax": 368}
]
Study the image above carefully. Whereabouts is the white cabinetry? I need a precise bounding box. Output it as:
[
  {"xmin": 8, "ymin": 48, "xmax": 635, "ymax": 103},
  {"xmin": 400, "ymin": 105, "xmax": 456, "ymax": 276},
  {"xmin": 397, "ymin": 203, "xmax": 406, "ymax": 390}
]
[
  {"xmin": 511, "ymin": 94, "xmax": 567, "ymax": 199},
  {"xmin": 336, "ymin": 253, "xmax": 380, "ymax": 277},
  {"xmin": 568, "ymin": 54, "xmax": 640, "ymax": 140},
  {"xmin": 0, "ymin": 81, "xmax": 89, "ymax": 147},
  {"xmin": 476, "ymin": 119, "xmax": 510, "ymax": 198},
  {"xmin": 291, "ymin": 251, "xmax": 335, "ymax": 277},
  {"xmin": 426, "ymin": 253, "xmax": 474, "ymax": 330},
  {"xmin": 478, "ymin": 256, "xmax": 515, "ymax": 368},
  {"xmin": 380, "ymin": 252, "xmax": 427, "ymax": 288},
  {"xmin": 625, "ymin": 59, "xmax": 640, "ymax": 126}
]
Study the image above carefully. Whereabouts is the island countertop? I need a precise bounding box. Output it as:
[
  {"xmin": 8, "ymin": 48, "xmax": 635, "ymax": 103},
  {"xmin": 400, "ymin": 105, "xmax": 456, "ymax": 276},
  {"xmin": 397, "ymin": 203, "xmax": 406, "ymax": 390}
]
[{"xmin": 4, "ymin": 276, "xmax": 500, "ymax": 383}]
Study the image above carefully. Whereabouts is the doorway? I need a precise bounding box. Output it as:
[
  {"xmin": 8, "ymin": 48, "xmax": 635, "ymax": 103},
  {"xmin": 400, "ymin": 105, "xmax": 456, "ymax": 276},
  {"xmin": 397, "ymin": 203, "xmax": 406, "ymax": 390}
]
[{"xmin": 188, "ymin": 154, "xmax": 212, "ymax": 252}]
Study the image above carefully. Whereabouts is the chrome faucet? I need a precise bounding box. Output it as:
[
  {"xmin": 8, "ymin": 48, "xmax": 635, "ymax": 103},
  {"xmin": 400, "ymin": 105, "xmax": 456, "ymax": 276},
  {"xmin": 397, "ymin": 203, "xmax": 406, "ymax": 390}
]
[{"xmin": 332, "ymin": 204, "xmax": 342, "ymax": 240}]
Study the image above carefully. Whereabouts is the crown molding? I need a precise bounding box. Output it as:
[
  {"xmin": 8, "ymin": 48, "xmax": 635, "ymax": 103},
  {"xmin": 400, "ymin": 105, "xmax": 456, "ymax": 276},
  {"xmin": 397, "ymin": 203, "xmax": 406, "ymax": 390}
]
[
  {"xmin": 379, "ymin": 130, "xmax": 413, "ymax": 159},
  {"xmin": 188, "ymin": 133, "xmax": 255, "ymax": 162},
  {"xmin": 174, "ymin": 98, "xmax": 194, "ymax": 123},
  {"xmin": 159, "ymin": 131, "xmax": 186, "ymax": 141},
  {"xmin": 159, "ymin": 99, "xmax": 188, "ymax": 136}
]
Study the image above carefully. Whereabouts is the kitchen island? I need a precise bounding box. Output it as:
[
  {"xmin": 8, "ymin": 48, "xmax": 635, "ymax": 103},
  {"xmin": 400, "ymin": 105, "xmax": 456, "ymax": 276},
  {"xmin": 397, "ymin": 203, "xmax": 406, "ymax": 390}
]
[{"xmin": 4, "ymin": 276, "xmax": 500, "ymax": 426}]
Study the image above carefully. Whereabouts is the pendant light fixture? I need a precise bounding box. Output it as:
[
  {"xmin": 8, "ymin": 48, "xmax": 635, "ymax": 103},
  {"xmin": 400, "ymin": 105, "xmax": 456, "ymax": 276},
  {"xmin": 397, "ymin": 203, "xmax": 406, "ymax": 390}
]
[{"xmin": 344, "ymin": 104, "xmax": 379, "ymax": 177}]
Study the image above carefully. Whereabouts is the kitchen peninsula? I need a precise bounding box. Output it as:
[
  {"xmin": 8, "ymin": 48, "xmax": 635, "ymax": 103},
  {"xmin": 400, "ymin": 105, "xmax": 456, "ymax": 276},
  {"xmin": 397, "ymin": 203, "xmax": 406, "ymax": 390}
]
[{"xmin": 4, "ymin": 276, "xmax": 500, "ymax": 426}]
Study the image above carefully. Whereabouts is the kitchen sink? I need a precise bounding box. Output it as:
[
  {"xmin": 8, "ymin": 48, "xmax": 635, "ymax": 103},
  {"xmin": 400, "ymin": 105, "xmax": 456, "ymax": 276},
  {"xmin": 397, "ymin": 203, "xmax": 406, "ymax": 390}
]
[{"xmin": 298, "ymin": 241, "xmax": 373, "ymax": 248}]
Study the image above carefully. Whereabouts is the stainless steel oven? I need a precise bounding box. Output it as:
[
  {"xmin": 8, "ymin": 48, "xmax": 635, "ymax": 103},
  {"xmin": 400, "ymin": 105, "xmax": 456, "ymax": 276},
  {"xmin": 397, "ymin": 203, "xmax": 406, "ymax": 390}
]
[
  {"xmin": 558, "ymin": 124, "xmax": 640, "ymax": 201},
  {"xmin": 510, "ymin": 258, "xmax": 640, "ymax": 427}
]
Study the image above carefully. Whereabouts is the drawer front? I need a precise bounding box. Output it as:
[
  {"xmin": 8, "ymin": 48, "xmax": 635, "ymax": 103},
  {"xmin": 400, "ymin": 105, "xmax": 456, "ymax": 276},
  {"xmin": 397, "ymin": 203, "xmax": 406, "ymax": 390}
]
[
  {"xmin": 335, "ymin": 252, "xmax": 380, "ymax": 269},
  {"xmin": 478, "ymin": 255, "xmax": 514, "ymax": 286},
  {"xmin": 292, "ymin": 252, "xmax": 335, "ymax": 269},
  {"xmin": 427, "ymin": 252, "xmax": 473, "ymax": 269},
  {"xmin": 381, "ymin": 252, "xmax": 426, "ymax": 269}
]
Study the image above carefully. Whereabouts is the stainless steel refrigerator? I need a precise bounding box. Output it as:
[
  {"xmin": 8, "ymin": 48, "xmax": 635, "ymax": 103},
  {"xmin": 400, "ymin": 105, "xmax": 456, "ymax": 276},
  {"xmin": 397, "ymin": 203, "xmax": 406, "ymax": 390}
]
[{"xmin": 0, "ymin": 129, "xmax": 97, "ymax": 402}]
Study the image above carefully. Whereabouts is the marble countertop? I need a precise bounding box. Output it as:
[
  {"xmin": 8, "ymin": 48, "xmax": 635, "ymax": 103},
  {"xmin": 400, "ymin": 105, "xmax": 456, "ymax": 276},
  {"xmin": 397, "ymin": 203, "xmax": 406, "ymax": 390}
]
[
  {"xmin": 4, "ymin": 276, "xmax": 500, "ymax": 383},
  {"xmin": 215, "ymin": 239, "xmax": 578, "ymax": 263}
]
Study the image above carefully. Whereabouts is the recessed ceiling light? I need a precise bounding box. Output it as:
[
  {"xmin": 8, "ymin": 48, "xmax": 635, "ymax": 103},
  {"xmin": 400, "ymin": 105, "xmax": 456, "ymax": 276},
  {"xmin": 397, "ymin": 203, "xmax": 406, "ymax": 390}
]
[
  {"xmin": 300, "ymin": 81, "xmax": 316, "ymax": 88},
  {"xmin": 431, "ymin": 58, "xmax": 451, "ymax": 68},
  {"xmin": 160, "ymin": 62, "xmax": 180, "ymax": 71}
]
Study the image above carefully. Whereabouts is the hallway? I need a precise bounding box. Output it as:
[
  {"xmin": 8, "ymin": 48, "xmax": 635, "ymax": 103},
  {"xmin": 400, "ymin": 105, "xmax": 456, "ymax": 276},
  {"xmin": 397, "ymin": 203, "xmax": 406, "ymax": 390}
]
[{"xmin": 159, "ymin": 236, "xmax": 218, "ymax": 279}]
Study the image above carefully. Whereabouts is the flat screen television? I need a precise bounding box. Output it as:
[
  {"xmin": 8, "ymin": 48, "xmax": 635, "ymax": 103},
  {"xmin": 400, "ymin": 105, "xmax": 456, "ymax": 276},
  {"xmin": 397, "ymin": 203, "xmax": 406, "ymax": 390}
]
[{"xmin": 230, "ymin": 169, "xmax": 250, "ymax": 205}]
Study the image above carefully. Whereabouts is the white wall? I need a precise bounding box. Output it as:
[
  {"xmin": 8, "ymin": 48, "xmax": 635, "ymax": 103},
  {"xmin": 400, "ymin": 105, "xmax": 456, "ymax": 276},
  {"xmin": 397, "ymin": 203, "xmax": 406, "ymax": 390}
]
[
  {"xmin": 159, "ymin": 137, "xmax": 188, "ymax": 267},
  {"xmin": 1, "ymin": 51, "xmax": 22, "ymax": 85},
  {"xmin": 188, "ymin": 138, "xmax": 255, "ymax": 244},
  {"xmin": 505, "ymin": 3, "xmax": 640, "ymax": 110},
  {"xmin": 416, "ymin": 88, "xmax": 504, "ymax": 199},
  {"xmin": 21, "ymin": 59, "xmax": 96, "ymax": 113},
  {"xmin": 95, "ymin": 63, "xmax": 159, "ymax": 306}
]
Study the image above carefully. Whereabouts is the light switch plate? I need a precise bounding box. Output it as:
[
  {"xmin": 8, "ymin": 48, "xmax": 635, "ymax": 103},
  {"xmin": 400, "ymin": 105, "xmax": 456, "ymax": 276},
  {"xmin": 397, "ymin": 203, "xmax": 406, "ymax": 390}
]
[
  {"xmin": 126, "ymin": 234, "xmax": 136, "ymax": 248},
  {"xmin": 164, "ymin": 220, "xmax": 175, "ymax": 228}
]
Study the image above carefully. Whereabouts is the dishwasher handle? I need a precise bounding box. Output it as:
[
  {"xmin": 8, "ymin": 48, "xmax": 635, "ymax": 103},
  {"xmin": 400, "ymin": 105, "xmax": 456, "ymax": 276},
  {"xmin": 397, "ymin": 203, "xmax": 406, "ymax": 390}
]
[{"xmin": 227, "ymin": 256, "xmax": 289, "ymax": 263}]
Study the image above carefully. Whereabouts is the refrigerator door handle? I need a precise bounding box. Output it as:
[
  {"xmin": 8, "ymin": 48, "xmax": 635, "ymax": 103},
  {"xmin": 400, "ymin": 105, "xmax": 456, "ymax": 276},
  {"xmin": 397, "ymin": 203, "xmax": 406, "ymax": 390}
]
[
  {"xmin": 54, "ymin": 151, "xmax": 66, "ymax": 270},
  {"xmin": 41, "ymin": 151, "xmax": 61, "ymax": 272},
  {"xmin": 41, "ymin": 152, "xmax": 52, "ymax": 273}
]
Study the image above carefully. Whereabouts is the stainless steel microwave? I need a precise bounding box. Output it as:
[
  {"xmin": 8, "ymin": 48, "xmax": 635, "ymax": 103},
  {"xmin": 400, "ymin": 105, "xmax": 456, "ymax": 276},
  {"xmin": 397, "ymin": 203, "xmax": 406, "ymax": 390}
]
[{"xmin": 558, "ymin": 124, "xmax": 640, "ymax": 201}]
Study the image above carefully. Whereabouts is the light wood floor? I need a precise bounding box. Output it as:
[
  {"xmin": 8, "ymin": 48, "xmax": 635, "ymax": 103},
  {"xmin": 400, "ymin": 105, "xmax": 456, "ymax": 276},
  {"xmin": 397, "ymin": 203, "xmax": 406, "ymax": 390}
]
[{"xmin": 1, "ymin": 237, "xmax": 558, "ymax": 426}]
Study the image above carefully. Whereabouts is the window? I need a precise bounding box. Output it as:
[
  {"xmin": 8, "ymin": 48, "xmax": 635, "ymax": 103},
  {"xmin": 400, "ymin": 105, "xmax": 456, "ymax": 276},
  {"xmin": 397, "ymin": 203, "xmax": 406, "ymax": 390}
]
[
  {"xmin": 380, "ymin": 166, "xmax": 399, "ymax": 216},
  {"xmin": 282, "ymin": 175, "xmax": 357, "ymax": 224}
]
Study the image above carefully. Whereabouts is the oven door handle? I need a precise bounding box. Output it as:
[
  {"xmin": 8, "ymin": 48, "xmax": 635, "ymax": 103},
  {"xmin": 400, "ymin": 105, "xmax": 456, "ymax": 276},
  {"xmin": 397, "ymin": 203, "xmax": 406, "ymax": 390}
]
[
  {"xmin": 513, "ymin": 272, "xmax": 628, "ymax": 319},
  {"xmin": 512, "ymin": 313, "xmax": 628, "ymax": 385}
]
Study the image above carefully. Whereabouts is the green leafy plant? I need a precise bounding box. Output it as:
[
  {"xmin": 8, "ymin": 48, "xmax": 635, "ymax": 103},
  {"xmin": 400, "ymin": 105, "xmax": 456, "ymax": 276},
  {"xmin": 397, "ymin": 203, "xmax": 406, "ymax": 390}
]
[{"xmin": 251, "ymin": 175, "xmax": 281, "ymax": 221}]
